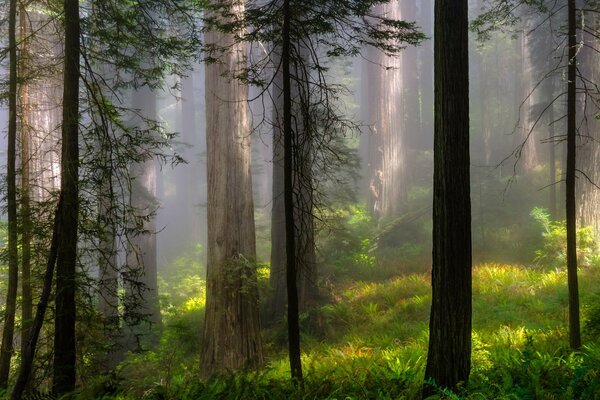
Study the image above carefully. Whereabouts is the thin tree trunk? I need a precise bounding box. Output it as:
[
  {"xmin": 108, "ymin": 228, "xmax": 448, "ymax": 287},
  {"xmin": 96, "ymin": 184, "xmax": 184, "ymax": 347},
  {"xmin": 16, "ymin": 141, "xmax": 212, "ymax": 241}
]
[
  {"xmin": 53, "ymin": 0, "xmax": 80, "ymax": 393},
  {"xmin": 282, "ymin": 0, "xmax": 302, "ymax": 382},
  {"xmin": 566, "ymin": 0, "xmax": 581, "ymax": 350},
  {"xmin": 424, "ymin": 0, "xmax": 471, "ymax": 394},
  {"xmin": 0, "ymin": 0, "xmax": 20, "ymax": 387},
  {"xmin": 19, "ymin": 0, "xmax": 33, "ymax": 360},
  {"xmin": 12, "ymin": 196, "xmax": 63, "ymax": 400},
  {"xmin": 200, "ymin": 0, "xmax": 263, "ymax": 377}
]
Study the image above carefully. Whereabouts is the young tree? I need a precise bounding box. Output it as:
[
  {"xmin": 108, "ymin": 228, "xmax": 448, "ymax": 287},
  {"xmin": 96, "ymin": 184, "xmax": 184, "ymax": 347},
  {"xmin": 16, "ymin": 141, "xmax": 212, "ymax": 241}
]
[
  {"xmin": 0, "ymin": 0, "xmax": 20, "ymax": 388},
  {"xmin": 200, "ymin": 0, "xmax": 264, "ymax": 377},
  {"xmin": 424, "ymin": 0, "xmax": 472, "ymax": 394},
  {"xmin": 565, "ymin": 0, "xmax": 581, "ymax": 349},
  {"xmin": 53, "ymin": 0, "xmax": 81, "ymax": 393}
]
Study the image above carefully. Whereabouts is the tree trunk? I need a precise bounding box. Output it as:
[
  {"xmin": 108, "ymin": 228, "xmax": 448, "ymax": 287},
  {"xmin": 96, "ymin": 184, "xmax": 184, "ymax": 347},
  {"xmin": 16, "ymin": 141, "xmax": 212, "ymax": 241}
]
[
  {"xmin": 424, "ymin": 0, "xmax": 471, "ymax": 394},
  {"xmin": 269, "ymin": 48, "xmax": 318, "ymax": 324},
  {"xmin": 566, "ymin": 0, "xmax": 581, "ymax": 350},
  {"xmin": 200, "ymin": 0, "xmax": 263, "ymax": 377},
  {"xmin": 53, "ymin": 0, "xmax": 80, "ymax": 393},
  {"xmin": 365, "ymin": 1, "xmax": 407, "ymax": 219},
  {"xmin": 12, "ymin": 197, "xmax": 63, "ymax": 400},
  {"xmin": 124, "ymin": 87, "xmax": 161, "ymax": 351},
  {"xmin": 282, "ymin": 0, "xmax": 302, "ymax": 381},
  {"xmin": 0, "ymin": 0, "xmax": 20, "ymax": 387},
  {"xmin": 19, "ymin": 0, "xmax": 33, "ymax": 360}
]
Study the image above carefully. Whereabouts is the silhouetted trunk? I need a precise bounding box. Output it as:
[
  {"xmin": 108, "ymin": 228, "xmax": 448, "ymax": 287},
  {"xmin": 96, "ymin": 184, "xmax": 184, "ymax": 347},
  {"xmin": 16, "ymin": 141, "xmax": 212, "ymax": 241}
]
[
  {"xmin": 53, "ymin": 0, "xmax": 80, "ymax": 393},
  {"xmin": 200, "ymin": 0, "xmax": 263, "ymax": 377},
  {"xmin": 566, "ymin": 0, "xmax": 581, "ymax": 350},
  {"xmin": 269, "ymin": 49, "xmax": 318, "ymax": 323},
  {"xmin": 19, "ymin": 0, "xmax": 33, "ymax": 359},
  {"xmin": 12, "ymin": 197, "xmax": 63, "ymax": 400},
  {"xmin": 282, "ymin": 0, "xmax": 302, "ymax": 382},
  {"xmin": 0, "ymin": 0, "xmax": 20, "ymax": 387},
  {"xmin": 424, "ymin": 0, "xmax": 471, "ymax": 395}
]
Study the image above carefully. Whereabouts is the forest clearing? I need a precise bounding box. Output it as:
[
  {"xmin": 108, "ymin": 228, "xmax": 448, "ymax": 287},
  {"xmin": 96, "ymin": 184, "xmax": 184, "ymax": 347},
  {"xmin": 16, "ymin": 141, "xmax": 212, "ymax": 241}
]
[{"xmin": 0, "ymin": 0, "xmax": 600, "ymax": 398}]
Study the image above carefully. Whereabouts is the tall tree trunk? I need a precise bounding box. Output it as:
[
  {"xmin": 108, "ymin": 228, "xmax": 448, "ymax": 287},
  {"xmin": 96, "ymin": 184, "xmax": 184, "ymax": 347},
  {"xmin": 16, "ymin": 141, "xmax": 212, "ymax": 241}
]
[
  {"xmin": 200, "ymin": 0, "xmax": 263, "ymax": 377},
  {"xmin": 566, "ymin": 0, "xmax": 581, "ymax": 350},
  {"xmin": 19, "ymin": 0, "xmax": 33, "ymax": 360},
  {"xmin": 53, "ymin": 0, "xmax": 80, "ymax": 393},
  {"xmin": 12, "ymin": 197, "xmax": 63, "ymax": 400},
  {"xmin": 0, "ymin": 0, "xmax": 20, "ymax": 387},
  {"xmin": 282, "ymin": 0, "xmax": 302, "ymax": 381},
  {"xmin": 269, "ymin": 49, "xmax": 318, "ymax": 324},
  {"xmin": 424, "ymin": 0, "xmax": 471, "ymax": 394},
  {"xmin": 366, "ymin": 1, "xmax": 407, "ymax": 219},
  {"xmin": 124, "ymin": 88, "xmax": 161, "ymax": 351}
]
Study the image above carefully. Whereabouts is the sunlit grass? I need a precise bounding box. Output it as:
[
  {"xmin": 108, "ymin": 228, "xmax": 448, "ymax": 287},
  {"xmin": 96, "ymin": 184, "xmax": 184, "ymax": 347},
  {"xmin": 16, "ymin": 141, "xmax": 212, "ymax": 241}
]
[{"xmin": 81, "ymin": 263, "xmax": 600, "ymax": 399}]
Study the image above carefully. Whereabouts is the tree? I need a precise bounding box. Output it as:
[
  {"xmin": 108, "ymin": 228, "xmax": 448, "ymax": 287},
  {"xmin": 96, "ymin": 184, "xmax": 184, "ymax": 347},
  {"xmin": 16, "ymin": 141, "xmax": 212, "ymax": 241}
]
[
  {"xmin": 200, "ymin": 0, "xmax": 264, "ymax": 377},
  {"xmin": 52, "ymin": 0, "xmax": 80, "ymax": 393},
  {"xmin": 0, "ymin": 0, "xmax": 20, "ymax": 388},
  {"xmin": 565, "ymin": 0, "xmax": 581, "ymax": 350},
  {"xmin": 424, "ymin": 0, "xmax": 472, "ymax": 394}
]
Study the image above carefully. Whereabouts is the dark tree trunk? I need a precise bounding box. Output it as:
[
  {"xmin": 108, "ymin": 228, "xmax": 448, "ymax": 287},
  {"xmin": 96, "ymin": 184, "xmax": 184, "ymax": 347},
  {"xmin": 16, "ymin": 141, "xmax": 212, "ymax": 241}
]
[
  {"xmin": 53, "ymin": 0, "xmax": 80, "ymax": 393},
  {"xmin": 19, "ymin": 0, "xmax": 33, "ymax": 360},
  {"xmin": 282, "ymin": 0, "xmax": 302, "ymax": 382},
  {"xmin": 12, "ymin": 197, "xmax": 63, "ymax": 400},
  {"xmin": 200, "ymin": 0, "xmax": 263, "ymax": 377},
  {"xmin": 424, "ymin": 0, "xmax": 472, "ymax": 394},
  {"xmin": 0, "ymin": 0, "xmax": 20, "ymax": 387},
  {"xmin": 269, "ymin": 49, "xmax": 318, "ymax": 324},
  {"xmin": 566, "ymin": 0, "xmax": 581, "ymax": 350}
]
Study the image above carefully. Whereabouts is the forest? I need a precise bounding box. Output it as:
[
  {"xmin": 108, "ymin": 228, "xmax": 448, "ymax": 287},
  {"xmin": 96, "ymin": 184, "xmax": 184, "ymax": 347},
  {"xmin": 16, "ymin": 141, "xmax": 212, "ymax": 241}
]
[{"xmin": 0, "ymin": 0, "xmax": 599, "ymax": 399}]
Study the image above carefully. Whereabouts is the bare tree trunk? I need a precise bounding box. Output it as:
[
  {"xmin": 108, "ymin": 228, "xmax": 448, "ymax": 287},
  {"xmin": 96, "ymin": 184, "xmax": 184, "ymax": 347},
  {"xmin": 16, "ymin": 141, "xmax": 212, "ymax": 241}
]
[
  {"xmin": 0, "ymin": 0, "xmax": 20, "ymax": 387},
  {"xmin": 12, "ymin": 197, "xmax": 63, "ymax": 400},
  {"xmin": 517, "ymin": 20, "xmax": 538, "ymax": 174},
  {"xmin": 566, "ymin": 0, "xmax": 581, "ymax": 350},
  {"xmin": 53, "ymin": 0, "xmax": 80, "ymax": 393},
  {"xmin": 200, "ymin": 0, "xmax": 263, "ymax": 377},
  {"xmin": 424, "ymin": 0, "xmax": 471, "ymax": 394},
  {"xmin": 19, "ymin": 0, "xmax": 33, "ymax": 359},
  {"xmin": 365, "ymin": 1, "xmax": 407, "ymax": 219}
]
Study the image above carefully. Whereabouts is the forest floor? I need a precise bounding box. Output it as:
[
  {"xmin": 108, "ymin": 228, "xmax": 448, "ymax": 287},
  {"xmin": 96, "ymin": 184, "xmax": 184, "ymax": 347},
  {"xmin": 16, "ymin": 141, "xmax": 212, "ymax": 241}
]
[{"xmin": 74, "ymin": 264, "xmax": 600, "ymax": 399}]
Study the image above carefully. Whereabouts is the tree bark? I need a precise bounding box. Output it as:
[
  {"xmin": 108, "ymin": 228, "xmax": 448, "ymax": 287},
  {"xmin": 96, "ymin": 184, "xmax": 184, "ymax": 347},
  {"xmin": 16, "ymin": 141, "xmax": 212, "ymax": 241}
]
[
  {"xmin": 0, "ymin": 0, "xmax": 20, "ymax": 387},
  {"xmin": 200, "ymin": 0, "xmax": 263, "ymax": 377},
  {"xmin": 424, "ymin": 0, "xmax": 472, "ymax": 394},
  {"xmin": 566, "ymin": 0, "xmax": 581, "ymax": 350},
  {"xmin": 53, "ymin": 0, "xmax": 80, "ymax": 393}
]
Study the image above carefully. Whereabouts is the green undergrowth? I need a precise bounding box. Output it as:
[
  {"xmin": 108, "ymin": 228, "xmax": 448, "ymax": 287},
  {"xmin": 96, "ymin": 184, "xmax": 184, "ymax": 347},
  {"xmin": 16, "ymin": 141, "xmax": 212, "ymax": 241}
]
[{"xmin": 76, "ymin": 263, "xmax": 600, "ymax": 399}]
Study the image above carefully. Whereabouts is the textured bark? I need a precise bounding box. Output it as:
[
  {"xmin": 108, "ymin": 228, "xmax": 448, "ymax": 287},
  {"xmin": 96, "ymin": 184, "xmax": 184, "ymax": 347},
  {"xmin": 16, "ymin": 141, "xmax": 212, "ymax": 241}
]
[
  {"xmin": 200, "ymin": 0, "xmax": 263, "ymax": 377},
  {"xmin": 53, "ymin": 0, "xmax": 80, "ymax": 393},
  {"xmin": 365, "ymin": 1, "xmax": 407, "ymax": 219},
  {"xmin": 0, "ymin": 0, "xmax": 20, "ymax": 387},
  {"xmin": 566, "ymin": 0, "xmax": 581, "ymax": 350},
  {"xmin": 424, "ymin": 0, "xmax": 472, "ymax": 394},
  {"xmin": 19, "ymin": 0, "xmax": 33, "ymax": 359}
]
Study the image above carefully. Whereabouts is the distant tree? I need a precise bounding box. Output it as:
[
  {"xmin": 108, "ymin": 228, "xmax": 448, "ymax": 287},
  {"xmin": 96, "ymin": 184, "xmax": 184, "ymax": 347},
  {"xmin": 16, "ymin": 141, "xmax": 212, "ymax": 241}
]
[
  {"xmin": 0, "ymin": 0, "xmax": 20, "ymax": 388},
  {"xmin": 200, "ymin": 0, "xmax": 264, "ymax": 377},
  {"xmin": 424, "ymin": 0, "xmax": 472, "ymax": 395}
]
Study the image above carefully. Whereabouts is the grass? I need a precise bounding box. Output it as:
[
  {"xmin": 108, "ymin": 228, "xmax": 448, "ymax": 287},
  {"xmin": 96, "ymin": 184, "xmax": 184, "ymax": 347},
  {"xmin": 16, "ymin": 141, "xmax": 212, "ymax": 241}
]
[{"xmin": 74, "ymin": 263, "xmax": 600, "ymax": 399}]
